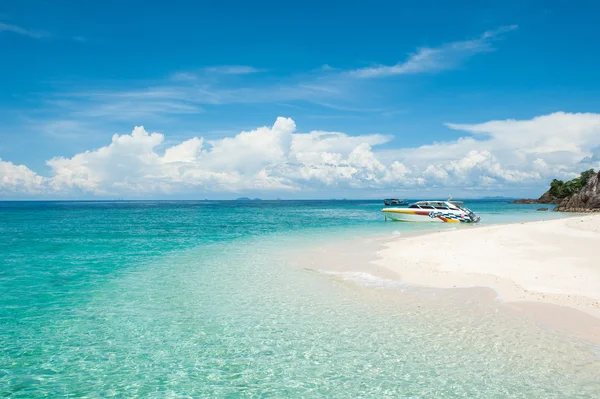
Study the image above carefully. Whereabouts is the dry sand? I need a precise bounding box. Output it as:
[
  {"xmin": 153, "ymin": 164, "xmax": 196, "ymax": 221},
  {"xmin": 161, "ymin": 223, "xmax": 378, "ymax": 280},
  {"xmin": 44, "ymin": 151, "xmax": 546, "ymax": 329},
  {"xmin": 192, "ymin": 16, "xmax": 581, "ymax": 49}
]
[{"xmin": 373, "ymin": 214, "xmax": 600, "ymax": 318}]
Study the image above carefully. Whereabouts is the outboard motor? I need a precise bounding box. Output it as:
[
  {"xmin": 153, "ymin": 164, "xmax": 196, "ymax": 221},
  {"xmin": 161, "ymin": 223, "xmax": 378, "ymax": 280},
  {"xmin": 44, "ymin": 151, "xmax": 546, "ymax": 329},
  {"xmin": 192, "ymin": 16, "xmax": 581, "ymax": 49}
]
[
  {"xmin": 468, "ymin": 209, "xmax": 480, "ymax": 223},
  {"xmin": 462, "ymin": 206, "xmax": 480, "ymax": 223}
]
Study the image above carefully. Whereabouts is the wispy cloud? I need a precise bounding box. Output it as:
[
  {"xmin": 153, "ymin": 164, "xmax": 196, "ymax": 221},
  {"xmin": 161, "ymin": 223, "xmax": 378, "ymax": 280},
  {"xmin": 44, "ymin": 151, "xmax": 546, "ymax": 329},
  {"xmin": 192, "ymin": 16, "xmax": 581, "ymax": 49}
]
[
  {"xmin": 169, "ymin": 66, "xmax": 265, "ymax": 81},
  {"xmin": 25, "ymin": 26, "xmax": 517, "ymax": 124},
  {"xmin": 0, "ymin": 22, "xmax": 47, "ymax": 38},
  {"xmin": 170, "ymin": 72, "xmax": 198, "ymax": 81},
  {"xmin": 44, "ymin": 74, "xmax": 348, "ymax": 122},
  {"xmin": 204, "ymin": 65, "xmax": 264, "ymax": 75},
  {"xmin": 319, "ymin": 64, "xmax": 336, "ymax": 72},
  {"xmin": 310, "ymin": 101, "xmax": 384, "ymax": 113},
  {"xmin": 49, "ymin": 95, "xmax": 204, "ymax": 121},
  {"xmin": 348, "ymin": 25, "xmax": 518, "ymax": 78}
]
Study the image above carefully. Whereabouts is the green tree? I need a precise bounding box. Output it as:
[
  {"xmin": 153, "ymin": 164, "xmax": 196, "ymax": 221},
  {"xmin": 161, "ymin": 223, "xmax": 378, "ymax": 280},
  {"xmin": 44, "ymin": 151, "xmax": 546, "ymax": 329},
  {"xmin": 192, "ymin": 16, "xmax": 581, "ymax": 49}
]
[
  {"xmin": 579, "ymin": 169, "xmax": 596, "ymax": 188},
  {"xmin": 548, "ymin": 169, "xmax": 596, "ymax": 199},
  {"xmin": 549, "ymin": 179, "xmax": 566, "ymax": 198}
]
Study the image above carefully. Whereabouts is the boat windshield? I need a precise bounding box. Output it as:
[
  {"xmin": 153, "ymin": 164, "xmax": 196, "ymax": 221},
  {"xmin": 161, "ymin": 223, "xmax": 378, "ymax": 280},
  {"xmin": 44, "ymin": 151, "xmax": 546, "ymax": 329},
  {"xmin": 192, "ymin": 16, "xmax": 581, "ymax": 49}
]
[
  {"xmin": 409, "ymin": 201, "xmax": 454, "ymax": 210},
  {"xmin": 454, "ymin": 204, "xmax": 473, "ymax": 214}
]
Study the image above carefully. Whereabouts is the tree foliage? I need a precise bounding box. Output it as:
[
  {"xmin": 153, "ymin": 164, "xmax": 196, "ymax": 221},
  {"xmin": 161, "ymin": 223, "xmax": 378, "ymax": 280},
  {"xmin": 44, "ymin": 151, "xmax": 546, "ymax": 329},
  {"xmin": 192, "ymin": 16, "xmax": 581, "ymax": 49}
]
[{"xmin": 549, "ymin": 169, "xmax": 596, "ymax": 199}]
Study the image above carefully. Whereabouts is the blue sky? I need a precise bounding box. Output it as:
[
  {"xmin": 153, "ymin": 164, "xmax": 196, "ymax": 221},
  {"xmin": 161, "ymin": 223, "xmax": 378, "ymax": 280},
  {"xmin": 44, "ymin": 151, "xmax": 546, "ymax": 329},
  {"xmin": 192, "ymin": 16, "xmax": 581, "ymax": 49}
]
[{"xmin": 1, "ymin": 1, "xmax": 600, "ymax": 199}]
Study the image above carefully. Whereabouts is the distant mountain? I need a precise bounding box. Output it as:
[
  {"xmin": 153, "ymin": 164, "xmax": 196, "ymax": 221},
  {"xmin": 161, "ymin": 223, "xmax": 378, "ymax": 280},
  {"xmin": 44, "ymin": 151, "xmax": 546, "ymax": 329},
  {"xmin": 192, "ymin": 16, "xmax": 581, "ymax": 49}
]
[{"xmin": 236, "ymin": 197, "xmax": 262, "ymax": 201}]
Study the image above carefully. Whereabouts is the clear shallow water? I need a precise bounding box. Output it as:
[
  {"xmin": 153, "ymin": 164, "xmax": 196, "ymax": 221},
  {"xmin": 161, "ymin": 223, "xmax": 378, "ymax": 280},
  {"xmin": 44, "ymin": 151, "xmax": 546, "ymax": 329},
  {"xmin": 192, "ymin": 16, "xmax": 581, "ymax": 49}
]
[{"xmin": 1, "ymin": 200, "xmax": 597, "ymax": 398}]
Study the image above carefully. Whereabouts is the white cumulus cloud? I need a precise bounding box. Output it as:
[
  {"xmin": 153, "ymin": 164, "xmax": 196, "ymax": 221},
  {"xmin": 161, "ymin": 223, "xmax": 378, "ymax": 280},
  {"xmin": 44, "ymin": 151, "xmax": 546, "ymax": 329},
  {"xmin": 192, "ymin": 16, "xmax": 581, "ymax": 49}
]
[
  {"xmin": 1, "ymin": 112, "xmax": 600, "ymax": 198},
  {"xmin": 0, "ymin": 158, "xmax": 45, "ymax": 194}
]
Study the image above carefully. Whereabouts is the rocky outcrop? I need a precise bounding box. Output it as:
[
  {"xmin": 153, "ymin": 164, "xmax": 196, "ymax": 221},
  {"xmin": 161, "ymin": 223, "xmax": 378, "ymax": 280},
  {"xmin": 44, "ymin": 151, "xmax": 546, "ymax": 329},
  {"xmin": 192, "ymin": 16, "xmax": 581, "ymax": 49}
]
[
  {"xmin": 537, "ymin": 190, "xmax": 562, "ymax": 204},
  {"xmin": 512, "ymin": 190, "xmax": 561, "ymax": 204},
  {"xmin": 512, "ymin": 198, "xmax": 539, "ymax": 204},
  {"xmin": 554, "ymin": 171, "xmax": 600, "ymax": 212}
]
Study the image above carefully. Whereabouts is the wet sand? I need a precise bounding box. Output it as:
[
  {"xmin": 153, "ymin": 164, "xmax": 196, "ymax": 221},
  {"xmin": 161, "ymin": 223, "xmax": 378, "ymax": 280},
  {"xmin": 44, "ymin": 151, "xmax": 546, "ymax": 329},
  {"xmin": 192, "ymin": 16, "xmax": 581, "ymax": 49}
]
[{"xmin": 294, "ymin": 214, "xmax": 600, "ymax": 345}]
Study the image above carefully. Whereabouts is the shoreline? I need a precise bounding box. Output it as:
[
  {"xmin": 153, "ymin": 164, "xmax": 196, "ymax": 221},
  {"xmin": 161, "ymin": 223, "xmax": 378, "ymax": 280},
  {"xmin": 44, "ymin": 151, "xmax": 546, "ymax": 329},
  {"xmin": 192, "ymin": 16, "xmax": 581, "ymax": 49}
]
[{"xmin": 294, "ymin": 213, "xmax": 600, "ymax": 345}]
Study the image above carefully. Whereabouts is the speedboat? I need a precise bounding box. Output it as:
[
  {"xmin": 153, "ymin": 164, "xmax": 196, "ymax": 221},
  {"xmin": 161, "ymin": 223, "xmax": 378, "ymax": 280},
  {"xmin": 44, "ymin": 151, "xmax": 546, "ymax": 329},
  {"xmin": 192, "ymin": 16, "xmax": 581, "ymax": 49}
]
[
  {"xmin": 382, "ymin": 200, "xmax": 480, "ymax": 223},
  {"xmin": 383, "ymin": 198, "xmax": 409, "ymax": 206}
]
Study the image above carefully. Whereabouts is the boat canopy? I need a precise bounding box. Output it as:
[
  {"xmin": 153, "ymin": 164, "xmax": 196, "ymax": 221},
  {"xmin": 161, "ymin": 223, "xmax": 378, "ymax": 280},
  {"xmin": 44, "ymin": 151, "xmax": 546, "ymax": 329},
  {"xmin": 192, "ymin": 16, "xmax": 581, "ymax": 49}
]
[{"xmin": 408, "ymin": 201, "xmax": 460, "ymax": 210}]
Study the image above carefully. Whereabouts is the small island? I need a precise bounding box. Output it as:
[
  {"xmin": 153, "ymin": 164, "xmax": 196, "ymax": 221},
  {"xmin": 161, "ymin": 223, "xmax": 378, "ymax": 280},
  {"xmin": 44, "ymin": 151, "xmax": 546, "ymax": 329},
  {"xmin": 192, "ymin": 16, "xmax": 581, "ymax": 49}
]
[{"xmin": 513, "ymin": 169, "xmax": 599, "ymax": 212}]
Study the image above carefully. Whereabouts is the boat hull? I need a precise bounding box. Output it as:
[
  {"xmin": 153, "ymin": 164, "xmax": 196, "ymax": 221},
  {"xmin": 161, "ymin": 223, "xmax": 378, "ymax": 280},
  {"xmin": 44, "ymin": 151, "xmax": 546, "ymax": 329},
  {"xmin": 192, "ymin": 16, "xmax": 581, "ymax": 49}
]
[
  {"xmin": 383, "ymin": 209, "xmax": 446, "ymax": 222},
  {"xmin": 382, "ymin": 208, "xmax": 478, "ymax": 223}
]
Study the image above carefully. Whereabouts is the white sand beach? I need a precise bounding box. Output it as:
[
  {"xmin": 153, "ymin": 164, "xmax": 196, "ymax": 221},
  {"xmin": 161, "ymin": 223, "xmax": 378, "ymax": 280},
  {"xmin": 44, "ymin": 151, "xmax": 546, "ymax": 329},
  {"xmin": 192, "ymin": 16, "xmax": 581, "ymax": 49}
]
[{"xmin": 373, "ymin": 214, "xmax": 600, "ymax": 318}]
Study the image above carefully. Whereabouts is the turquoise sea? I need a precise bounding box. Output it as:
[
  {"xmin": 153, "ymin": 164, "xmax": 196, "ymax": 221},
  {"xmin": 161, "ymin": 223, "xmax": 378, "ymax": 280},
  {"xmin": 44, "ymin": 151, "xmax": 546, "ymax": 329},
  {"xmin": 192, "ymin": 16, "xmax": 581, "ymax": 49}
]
[{"xmin": 1, "ymin": 200, "xmax": 599, "ymax": 398}]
